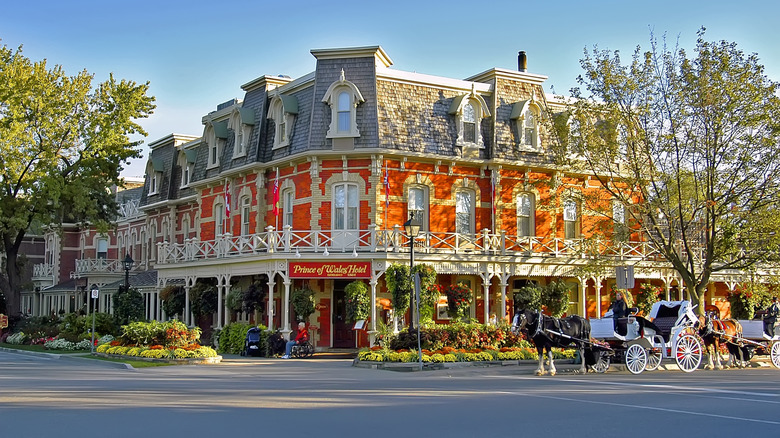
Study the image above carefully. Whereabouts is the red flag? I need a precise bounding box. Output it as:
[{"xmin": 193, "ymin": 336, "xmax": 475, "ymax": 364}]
[
  {"xmin": 384, "ymin": 162, "xmax": 390, "ymax": 211},
  {"xmin": 272, "ymin": 170, "xmax": 280, "ymax": 217},
  {"xmin": 225, "ymin": 180, "xmax": 231, "ymax": 217}
]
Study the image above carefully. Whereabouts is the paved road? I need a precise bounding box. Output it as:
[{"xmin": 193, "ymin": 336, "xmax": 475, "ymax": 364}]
[{"xmin": 1, "ymin": 350, "xmax": 779, "ymax": 437}]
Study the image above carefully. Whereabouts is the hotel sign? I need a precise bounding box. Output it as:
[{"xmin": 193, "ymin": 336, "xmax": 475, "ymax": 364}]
[{"xmin": 289, "ymin": 261, "xmax": 371, "ymax": 279}]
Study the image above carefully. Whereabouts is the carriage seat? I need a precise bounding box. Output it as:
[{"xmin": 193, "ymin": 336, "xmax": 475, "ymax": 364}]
[
  {"xmin": 650, "ymin": 317, "xmax": 678, "ymax": 342},
  {"xmin": 615, "ymin": 318, "xmax": 630, "ymax": 337}
]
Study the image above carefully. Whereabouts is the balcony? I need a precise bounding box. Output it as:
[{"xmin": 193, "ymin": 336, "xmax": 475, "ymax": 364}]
[
  {"xmin": 72, "ymin": 258, "xmax": 127, "ymax": 278},
  {"xmin": 156, "ymin": 225, "xmax": 673, "ymax": 265}
]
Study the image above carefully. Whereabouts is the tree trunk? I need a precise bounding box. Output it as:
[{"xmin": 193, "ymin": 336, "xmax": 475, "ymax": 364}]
[{"xmin": 1, "ymin": 245, "xmax": 22, "ymax": 317}]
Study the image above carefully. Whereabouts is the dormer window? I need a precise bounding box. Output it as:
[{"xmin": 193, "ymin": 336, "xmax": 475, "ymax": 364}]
[
  {"xmin": 268, "ymin": 95, "xmax": 298, "ymax": 149},
  {"xmin": 322, "ymin": 70, "xmax": 364, "ymax": 139},
  {"xmin": 449, "ymin": 91, "xmax": 490, "ymax": 152},
  {"xmin": 179, "ymin": 149, "xmax": 196, "ymax": 188},
  {"xmin": 511, "ymin": 99, "xmax": 541, "ymax": 150},
  {"xmin": 205, "ymin": 121, "xmax": 228, "ymax": 169},
  {"xmin": 230, "ymin": 108, "xmax": 255, "ymax": 158},
  {"xmin": 146, "ymin": 158, "xmax": 164, "ymax": 195}
]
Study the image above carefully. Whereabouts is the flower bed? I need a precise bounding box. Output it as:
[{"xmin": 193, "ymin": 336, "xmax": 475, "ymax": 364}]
[
  {"xmin": 357, "ymin": 346, "xmax": 577, "ymax": 363},
  {"xmin": 96, "ymin": 320, "xmax": 220, "ymax": 363}
]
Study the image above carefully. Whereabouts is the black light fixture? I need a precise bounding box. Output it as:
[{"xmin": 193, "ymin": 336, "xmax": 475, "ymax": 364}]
[{"xmin": 123, "ymin": 253, "xmax": 134, "ymax": 291}]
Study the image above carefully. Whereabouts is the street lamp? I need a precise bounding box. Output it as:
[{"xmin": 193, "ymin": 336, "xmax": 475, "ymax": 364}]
[
  {"xmin": 123, "ymin": 254, "xmax": 134, "ymax": 292},
  {"xmin": 403, "ymin": 212, "xmax": 423, "ymax": 370},
  {"xmin": 403, "ymin": 212, "xmax": 421, "ymax": 331}
]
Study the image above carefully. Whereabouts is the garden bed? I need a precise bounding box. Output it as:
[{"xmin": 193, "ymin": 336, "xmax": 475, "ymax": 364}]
[{"xmin": 94, "ymin": 352, "xmax": 222, "ymax": 365}]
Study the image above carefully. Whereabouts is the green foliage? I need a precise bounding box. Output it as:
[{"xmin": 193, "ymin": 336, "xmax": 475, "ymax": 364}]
[
  {"xmin": 120, "ymin": 320, "xmax": 200, "ymax": 347},
  {"xmin": 0, "ymin": 44, "xmax": 155, "ymax": 314},
  {"xmin": 728, "ymin": 282, "xmax": 774, "ymax": 319},
  {"xmin": 513, "ymin": 284, "xmax": 542, "ymax": 311},
  {"xmin": 345, "ymin": 281, "xmax": 370, "ymax": 323},
  {"xmin": 226, "ymin": 289, "xmax": 243, "ymax": 313},
  {"xmin": 608, "ymin": 285, "xmax": 635, "ymax": 308},
  {"xmin": 242, "ymin": 281, "xmax": 267, "ymax": 314},
  {"xmin": 385, "ymin": 263, "xmax": 410, "ymax": 313},
  {"xmin": 445, "ymin": 282, "xmax": 473, "ymax": 319},
  {"xmin": 114, "ymin": 286, "xmax": 145, "ymax": 326},
  {"xmin": 389, "ymin": 321, "xmax": 528, "ymax": 351},
  {"xmin": 562, "ymin": 28, "xmax": 780, "ymax": 307},
  {"xmin": 541, "ymin": 280, "xmax": 572, "ymax": 317},
  {"xmin": 58, "ymin": 312, "xmax": 117, "ymax": 341},
  {"xmin": 190, "ymin": 280, "xmax": 218, "ymax": 317},
  {"xmin": 160, "ymin": 285, "xmax": 185, "ymax": 318},
  {"xmin": 414, "ymin": 264, "xmax": 439, "ymax": 322},
  {"xmin": 291, "ymin": 286, "xmax": 315, "ymax": 322},
  {"xmin": 217, "ymin": 322, "xmax": 264, "ymax": 355},
  {"xmin": 636, "ymin": 282, "xmax": 662, "ymax": 316}
]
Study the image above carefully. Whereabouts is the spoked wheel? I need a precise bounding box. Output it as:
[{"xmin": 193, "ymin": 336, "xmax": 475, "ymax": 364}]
[
  {"xmin": 675, "ymin": 334, "xmax": 703, "ymax": 372},
  {"xmin": 592, "ymin": 351, "xmax": 610, "ymax": 373},
  {"xmin": 645, "ymin": 347, "xmax": 662, "ymax": 371},
  {"xmin": 770, "ymin": 342, "xmax": 780, "ymax": 369},
  {"xmin": 625, "ymin": 344, "xmax": 647, "ymax": 375}
]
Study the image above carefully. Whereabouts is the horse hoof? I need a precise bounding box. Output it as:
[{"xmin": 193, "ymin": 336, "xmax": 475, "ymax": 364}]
[
  {"xmin": 535, "ymin": 370, "xmax": 544, "ymax": 376},
  {"xmin": 550, "ymin": 372, "xmax": 556, "ymax": 376}
]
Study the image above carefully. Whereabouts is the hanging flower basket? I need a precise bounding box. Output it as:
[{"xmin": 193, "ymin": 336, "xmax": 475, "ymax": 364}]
[{"xmin": 445, "ymin": 283, "xmax": 473, "ymax": 319}]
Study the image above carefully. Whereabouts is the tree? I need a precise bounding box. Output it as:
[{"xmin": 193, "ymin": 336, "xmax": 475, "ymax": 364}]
[
  {"xmin": 114, "ymin": 286, "xmax": 145, "ymax": 326},
  {"xmin": 0, "ymin": 43, "xmax": 156, "ymax": 315},
  {"xmin": 290, "ymin": 286, "xmax": 315, "ymax": 323},
  {"xmin": 559, "ymin": 28, "xmax": 780, "ymax": 314}
]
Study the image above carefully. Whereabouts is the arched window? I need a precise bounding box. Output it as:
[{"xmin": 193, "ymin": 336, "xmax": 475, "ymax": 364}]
[
  {"xmin": 455, "ymin": 190, "xmax": 474, "ymax": 235},
  {"xmin": 450, "ymin": 93, "xmax": 489, "ymax": 150},
  {"xmin": 408, "ymin": 186, "xmax": 428, "ymax": 232},
  {"xmin": 268, "ymin": 96, "xmax": 297, "ymax": 149},
  {"xmin": 97, "ymin": 238, "xmax": 108, "ymax": 259},
  {"xmin": 517, "ymin": 193, "xmax": 535, "ymax": 237},
  {"xmin": 282, "ymin": 188, "xmax": 294, "ymax": 228},
  {"xmin": 322, "ymin": 71, "xmax": 364, "ymax": 139},
  {"xmin": 240, "ymin": 197, "xmax": 251, "ymax": 236},
  {"xmin": 463, "ymin": 103, "xmax": 477, "ymax": 143}
]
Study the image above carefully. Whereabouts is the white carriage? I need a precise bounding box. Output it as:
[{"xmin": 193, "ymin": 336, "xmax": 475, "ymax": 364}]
[
  {"xmin": 588, "ymin": 300, "xmax": 704, "ymax": 374},
  {"xmin": 732, "ymin": 318, "xmax": 780, "ymax": 368}
]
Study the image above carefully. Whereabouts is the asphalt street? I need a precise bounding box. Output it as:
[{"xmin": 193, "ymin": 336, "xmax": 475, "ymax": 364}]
[{"xmin": 1, "ymin": 350, "xmax": 779, "ymax": 437}]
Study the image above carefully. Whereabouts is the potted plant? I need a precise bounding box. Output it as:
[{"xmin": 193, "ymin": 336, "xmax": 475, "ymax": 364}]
[
  {"xmin": 291, "ymin": 286, "xmax": 315, "ymax": 323},
  {"xmin": 446, "ymin": 282, "xmax": 473, "ymax": 320}
]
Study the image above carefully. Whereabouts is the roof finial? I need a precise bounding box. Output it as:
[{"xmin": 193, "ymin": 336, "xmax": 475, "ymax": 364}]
[{"xmin": 340, "ymin": 68, "xmax": 345, "ymax": 82}]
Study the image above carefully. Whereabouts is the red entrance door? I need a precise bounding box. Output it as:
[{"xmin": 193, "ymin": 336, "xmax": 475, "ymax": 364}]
[{"xmin": 332, "ymin": 281, "xmax": 355, "ymax": 348}]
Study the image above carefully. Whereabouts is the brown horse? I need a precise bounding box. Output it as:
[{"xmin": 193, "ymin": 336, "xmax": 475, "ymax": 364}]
[{"xmin": 698, "ymin": 313, "xmax": 743, "ymax": 369}]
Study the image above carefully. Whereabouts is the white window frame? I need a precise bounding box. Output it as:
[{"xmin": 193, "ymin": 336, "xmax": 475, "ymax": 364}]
[
  {"xmin": 408, "ymin": 186, "xmax": 428, "ymax": 232},
  {"xmin": 322, "ymin": 71, "xmax": 364, "ymax": 139},
  {"xmin": 451, "ymin": 93, "xmax": 489, "ymax": 150},
  {"xmin": 269, "ymin": 98, "xmax": 295, "ymax": 149},
  {"xmin": 96, "ymin": 238, "xmax": 108, "ymax": 259},
  {"xmin": 333, "ymin": 183, "xmax": 359, "ymax": 231},
  {"xmin": 455, "ymin": 190, "xmax": 475, "ymax": 235},
  {"xmin": 230, "ymin": 110, "xmax": 250, "ymax": 159},
  {"xmin": 214, "ymin": 201, "xmax": 225, "ymax": 236},
  {"xmin": 517, "ymin": 193, "xmax": 535, "ymax": 237},
  {"xmin": 179, "ymin": 151, "xmax": 193, "ymax": 188},
  {"xmin": 563, "ymin": 198, "xmax": 579, "ymax": 239},
  {"xmin": 205, "ymin": 125, "xmax": 222, "ymax": 169},
  {"xmin": 282, "ymin": 188, "xmax": 294, "ymax": 229},
  {"xmin": 240, "ymin": 197, "xmax": 251, "ymax": 236}
]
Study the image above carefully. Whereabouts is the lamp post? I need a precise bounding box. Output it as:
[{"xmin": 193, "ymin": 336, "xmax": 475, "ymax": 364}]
[
  {"xmin": 122, "ymin": 253, "xmax": 134, "ymax": 292},
  {"xmin": 90, "ymin": 284, "xmax": 98, "ymax": 353},
  {"xmin": 403, "ymin": 212, "xmax": 421, "ymax": 331},
  {"xmin": 403, "ymin": 212, "xmax": 423, "ymax": 370}
]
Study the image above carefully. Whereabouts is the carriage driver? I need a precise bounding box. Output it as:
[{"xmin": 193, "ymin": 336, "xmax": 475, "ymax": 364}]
[
  {"xmin": 610, "ymin": 292, "xmax": 628, "ymax": 330},
  {"xmin": 764, "ymin": 296, "xmax": 779, "ymax": 337}
]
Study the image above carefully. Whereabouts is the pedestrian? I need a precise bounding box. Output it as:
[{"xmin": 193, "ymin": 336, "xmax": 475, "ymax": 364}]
[{"xmin": 764, "ymin": 296, "xmax": 779, "ymax": 337}]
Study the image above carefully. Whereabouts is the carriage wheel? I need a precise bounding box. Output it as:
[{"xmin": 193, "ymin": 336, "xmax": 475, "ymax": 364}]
[
  {"xmin": 645, "ymin": 347, "xmax": 662, "ymax": 371},
  {"xmin": 626, "ymin": 344, "xmax": 647, "ymax": 375},
  {"xmin": 770, "ymin": 342, "xmax": 780, "ymax": 369},
  {"xmin": 675, "ymin": 334, "xmax": 703, "ymax": 373},
  {"xmin": 592, "ymin": 351, "xmax": 610, "ymax": 373}
]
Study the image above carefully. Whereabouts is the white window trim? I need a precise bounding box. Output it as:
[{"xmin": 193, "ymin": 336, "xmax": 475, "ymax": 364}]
[
  {"xmin": 517, "ymin": 193, "xmax": 536, "ymax": 237},
  {"xmin": 332, "ymin": 182, "xmax": 359, "ymax": 230},
  {"xmin": 511, "ymin": 100, "xmax": 541, "ymax": 151},
  {"xmin": 229, "ymin": 110, "xmax": 250, "ymax": 159},
  {"xmin": 240, "ymin": 196, "xmax": 251, "ymax": 236},
  {"xmin": 282, "ymin": 187, "xmax": 294, "ymax": 228},
  {"xmin": 269, "ymin": 97, "xmax": 296, "ymax": 150},
  {"xmin": 322, "ymin": 70, "xmax": 364, "ymax": 139},
  {"xmin": 455, "ymin": 189, "xmax": 475, "ymax": 235},
  {"xmin": 563, "ymin": 198, "xmax": 579, "ymax": 239},
  {"xmin": 450, "ymin": 92, "xmax": 490, "ymax": 150},
  {"xmin": 205, "ymin": 125, "xmax": 222, "ymax": 169},
  {"xmin": 408, "ymin": 186, "xmax": 429, "ymax": 232}
]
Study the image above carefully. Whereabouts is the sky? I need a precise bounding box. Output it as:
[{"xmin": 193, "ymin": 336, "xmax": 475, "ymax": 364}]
[{"xmin": 2, "ymin": 0, "xmax": 779, "ymax": 178}]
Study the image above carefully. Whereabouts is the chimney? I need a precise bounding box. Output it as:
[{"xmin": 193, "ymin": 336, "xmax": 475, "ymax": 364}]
[{"xmin": 518, "ymin": 51, "xmax": 527, "ymax": 72}]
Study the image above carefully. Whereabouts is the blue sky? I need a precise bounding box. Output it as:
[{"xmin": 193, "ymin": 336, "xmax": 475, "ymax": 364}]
[{"xmin": 2, "ymin": 0, "xmax": 778, "ymax": 178}]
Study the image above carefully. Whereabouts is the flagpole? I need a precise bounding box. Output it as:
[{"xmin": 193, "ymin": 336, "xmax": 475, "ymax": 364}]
[{"xmin": 384, "ymin": 161, "xmax": 389, "ymax": 232}]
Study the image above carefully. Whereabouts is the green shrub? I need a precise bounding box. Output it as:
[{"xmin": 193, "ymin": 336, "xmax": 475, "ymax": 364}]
[
  {"xmin": 345, "ymin": 281, "xmax": 370, "ymax": 323},
  {"xmin": 217, "ymin": 323, "xmax": 268, "ymax": 355},
  {"xmin": 291, "ymin": 287, "xmax": 315, "ymax": 322}
]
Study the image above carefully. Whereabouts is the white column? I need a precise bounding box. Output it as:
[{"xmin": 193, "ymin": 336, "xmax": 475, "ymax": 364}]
[
  {"xmin": 267, "ymin": 276, "xmax": 276, "ymax": 331},
  {"xmin": 282, "ymin": 279, "xmax": 292, "ymax": 336},
  {"xmin": 369, "ymin": 277, "xmax": 378, "ymax": 345},
  {"xmin": 184, "ymin": 284, "xmax": 191, "ymax": 326}
]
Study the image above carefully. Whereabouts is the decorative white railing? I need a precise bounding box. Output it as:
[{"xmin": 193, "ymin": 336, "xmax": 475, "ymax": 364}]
[
  {"xmin": 32, "ymin": 263, "xmax": 55, "ymax": 280},
  {"xmin": 156, "ymin": 224, "xmax": 679, "ymax": 265},
  {"xmin": 118, "ymin": 199, "xmax": 140, "ymax": 219},
  {"xmin": 73, "ymin": 258, "xmax": 125, "ymax": 276}
]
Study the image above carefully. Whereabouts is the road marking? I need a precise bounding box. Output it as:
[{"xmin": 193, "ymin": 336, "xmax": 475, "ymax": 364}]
[
  {"xmin": 497, "ymin": 389, "xmax": 780, "ymax": 426},
  {"xmin": 549, "ymin": 376, "xmax": 780, "ymax": 398}
]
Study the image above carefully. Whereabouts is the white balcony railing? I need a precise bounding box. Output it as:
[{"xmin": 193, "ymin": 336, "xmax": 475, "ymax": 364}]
[{"xmin": 156, "ymin": 225, "xmax": 680, "ymax": 265}]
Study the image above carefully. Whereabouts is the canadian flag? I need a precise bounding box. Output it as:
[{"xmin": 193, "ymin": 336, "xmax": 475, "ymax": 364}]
[
  {"xmin": 225, "ymin": 180, "xmax": 231, "ymax": 217},
  {"xmin": 384, "ymin": 161, "xmax": 390, "ymax": 211},
  {"xmin": 272, "ymin": 170, "xmax": 280, "ymax": 217}
]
